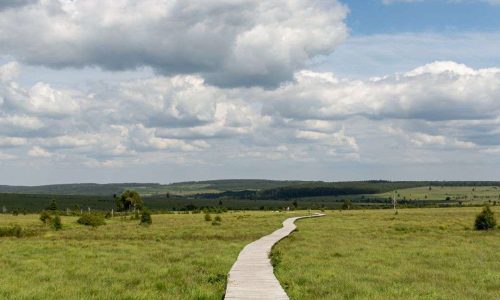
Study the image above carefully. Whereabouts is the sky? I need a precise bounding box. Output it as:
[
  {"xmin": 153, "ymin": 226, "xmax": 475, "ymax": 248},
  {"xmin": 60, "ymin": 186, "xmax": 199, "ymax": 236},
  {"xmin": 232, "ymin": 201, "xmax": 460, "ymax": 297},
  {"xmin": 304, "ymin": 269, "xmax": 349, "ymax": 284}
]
[{"xmin": 0, "ymin": 0, "xmax": 499, "ymax": 185}]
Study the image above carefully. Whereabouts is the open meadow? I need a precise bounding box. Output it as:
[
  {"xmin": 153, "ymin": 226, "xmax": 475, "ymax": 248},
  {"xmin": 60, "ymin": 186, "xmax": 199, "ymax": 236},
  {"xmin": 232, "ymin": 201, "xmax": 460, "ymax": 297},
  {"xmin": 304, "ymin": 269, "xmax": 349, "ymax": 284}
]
[
  {"xmin": 0, "ymin": 211, "xmax": 305, "ymax": 300},
  {"xmin": 1, "ymin": 206, "xmax": 498, "ymax": 299},
  {"xmin": 376, "ymin": 186, "xmax": 500, "ymax": 204},
  {"xmin": 273, "ymin": 207, "xmax": 500, "ymax": 300}
]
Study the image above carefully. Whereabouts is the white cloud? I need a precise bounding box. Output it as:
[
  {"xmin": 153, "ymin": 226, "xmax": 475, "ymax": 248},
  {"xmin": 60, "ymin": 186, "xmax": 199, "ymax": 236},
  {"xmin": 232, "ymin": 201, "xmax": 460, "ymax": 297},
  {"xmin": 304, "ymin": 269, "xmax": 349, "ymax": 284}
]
[
  {"xmin": 1, "ymin": 60, "xmax": 499, "ymax": 182},
  {"xmin": 0, "ymin": 0, "xmax": 348, "ymax": 87},
  {"xmin": 0, "ymin": 61, "xmax": 20, "ymax": 81},
  {"xmin": 0, "ymin": 136, "xmax": 27, "ymax": 147},
  {"xmin": 28, "ymin": 146, "xmax": 53, "ymax": 158},
  {"xmin": 263, "ymin": 62, "xmax": 500, "ymax": 122},
  {"xmin": 0, "ymin": 151, "xmax": 15, "ymax": 160}
]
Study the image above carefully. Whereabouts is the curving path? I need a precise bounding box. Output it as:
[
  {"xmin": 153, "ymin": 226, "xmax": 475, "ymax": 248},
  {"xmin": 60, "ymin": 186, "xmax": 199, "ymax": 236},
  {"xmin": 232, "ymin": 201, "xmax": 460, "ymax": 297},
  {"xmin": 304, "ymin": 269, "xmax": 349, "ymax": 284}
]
[{"xmin": 224, "ymin": 213, "xmax": 325, "ymax": 300}]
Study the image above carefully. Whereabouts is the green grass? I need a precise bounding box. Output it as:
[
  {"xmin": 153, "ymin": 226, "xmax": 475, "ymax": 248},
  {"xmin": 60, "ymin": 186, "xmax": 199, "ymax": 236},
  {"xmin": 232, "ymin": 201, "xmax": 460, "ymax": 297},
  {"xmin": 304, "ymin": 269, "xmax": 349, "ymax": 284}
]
[
  {"xmin": 2, "ymin": 207, "xmax": 499, "ymax": 299},
  {"xmin": 0, "ymin": 211, "xmax": 307, "ymax": 299},
  {"xmin": 377, "ymin": 186, "xmax": 500, "ymax": 204},
  {"xmin": 273, "ymin": 207, "xmax": 500, "ymax": 299}
]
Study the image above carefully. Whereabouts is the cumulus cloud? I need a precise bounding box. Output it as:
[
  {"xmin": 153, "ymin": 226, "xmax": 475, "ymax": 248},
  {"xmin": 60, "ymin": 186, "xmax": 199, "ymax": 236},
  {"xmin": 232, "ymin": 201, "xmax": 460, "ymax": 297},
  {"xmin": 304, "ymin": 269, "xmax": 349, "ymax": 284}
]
[
  {"xmin": 0, "ymin": 60, "xmax": 499, "ymax": 180},
  {"xmin": 0, "ymin": 0, "xmax": 348, "ymax": 88},
  {"xmin": 263, "ymin": 62, "xmax": 500, "ymax": 122}
]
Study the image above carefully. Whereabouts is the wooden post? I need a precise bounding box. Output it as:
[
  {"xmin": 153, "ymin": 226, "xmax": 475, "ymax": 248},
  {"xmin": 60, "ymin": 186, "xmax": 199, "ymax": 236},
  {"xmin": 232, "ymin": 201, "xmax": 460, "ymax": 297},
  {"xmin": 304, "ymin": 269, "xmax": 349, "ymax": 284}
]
[{"xmin": 392, "ymin": 193, "xmax": 398, "ymax": 214}]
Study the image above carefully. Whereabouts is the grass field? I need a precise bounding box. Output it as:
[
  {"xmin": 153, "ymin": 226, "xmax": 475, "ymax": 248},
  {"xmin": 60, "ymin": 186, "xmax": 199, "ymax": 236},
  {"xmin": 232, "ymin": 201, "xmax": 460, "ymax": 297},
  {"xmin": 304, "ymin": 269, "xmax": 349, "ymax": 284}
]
[
  {"xmin": 377, "ymin": 186, "xmax": 500, "ymax": 204},
  {"xmin": 273, "ymin": 207, "xmax": 500, "ymax": 299},
  {"xmin": 0, "ymin": 211, "xmax": 305, "ymax": 300},
  {"xmin": 2, "ymin": 207, "xmax": 499, "ymax": 299}
]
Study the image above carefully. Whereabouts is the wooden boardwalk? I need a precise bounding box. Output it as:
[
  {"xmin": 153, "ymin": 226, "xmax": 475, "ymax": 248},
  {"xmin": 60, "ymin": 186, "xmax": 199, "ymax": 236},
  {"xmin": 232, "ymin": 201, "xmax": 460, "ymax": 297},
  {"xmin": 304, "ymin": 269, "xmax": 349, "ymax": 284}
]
[{"xmin": 224, "ymin": 213, "xmax": 325, "ymax": 300}]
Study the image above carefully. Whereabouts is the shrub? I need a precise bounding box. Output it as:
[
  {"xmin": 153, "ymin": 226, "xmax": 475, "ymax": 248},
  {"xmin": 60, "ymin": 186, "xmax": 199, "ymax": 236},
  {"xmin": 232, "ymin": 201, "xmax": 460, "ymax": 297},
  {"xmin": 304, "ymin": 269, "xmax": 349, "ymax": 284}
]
[
  {"xmin": 0, "ymin": 225, "xmax": 23, "ymax": 237},
  {"xmin": 474, "ymin": 206, "xmax": 497, "ymax": 230},
  {"xmin": 77, "ymin": 213, "xmax": 106, "ymax": 227},
  {"xmin": 52, "ymin": 214, "xmax": 62, "ymax": 230},
  {"xmin": 214, "ymin": 215, "xmax": 222, "ymax": 222},
  {"xmin": 140, "ymin": 209, "xmax": 152, "ymax": 225},
  {"xmin": 40, "ymin": 211, "xmax": 52, "ymax": 225},
  {"xmin": 204, "ymin": 213, "xmax": 212, "ymax": 222},
  {"xmin": 12, "ymin": 209, "xmax": 19, "ymax": 216}
]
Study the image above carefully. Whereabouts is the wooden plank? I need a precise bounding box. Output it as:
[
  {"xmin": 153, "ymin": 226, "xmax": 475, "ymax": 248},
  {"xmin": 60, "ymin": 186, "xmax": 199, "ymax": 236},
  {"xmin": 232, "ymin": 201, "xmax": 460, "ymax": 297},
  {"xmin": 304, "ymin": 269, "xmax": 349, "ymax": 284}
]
[{"xmin": 225, "ymin": 213, "xmax": 325, "ymax": 299}]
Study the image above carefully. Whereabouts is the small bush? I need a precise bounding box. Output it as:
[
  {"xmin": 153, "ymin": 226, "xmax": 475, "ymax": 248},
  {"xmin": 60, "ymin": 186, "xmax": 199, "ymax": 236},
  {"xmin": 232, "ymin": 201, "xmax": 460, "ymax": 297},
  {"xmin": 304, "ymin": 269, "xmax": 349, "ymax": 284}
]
[
  {"xmin": 52, "ymin": 214, "xmax": 62, "ymax": 230},
  {"xmin": 12, "ymin": 209, "xmax": 19, "ymax": 216},
  {"xmin": 140, "ymin": 209, "xmax": 152, "ymax": 225},
  {"xmin": 204, "ymin": 213, "xmax": 212, "ymax": 222},
  {"xmin": 475, "ymin": 206, "xmax": 496, "ymax": 230},
  {"xmin": 40, "ymin": 211, "xmax": 52, "ymax": 225},
  {"xmin": 214, "ymin": 215, "xmax": 222, "ymax": 222},
  {"xmin": 0, "ymin": 225, "xmax": 23, "ymax": 237},
  {"xmin": 77, "ymin": 213, "xmax": 106, "ymax": 227}
]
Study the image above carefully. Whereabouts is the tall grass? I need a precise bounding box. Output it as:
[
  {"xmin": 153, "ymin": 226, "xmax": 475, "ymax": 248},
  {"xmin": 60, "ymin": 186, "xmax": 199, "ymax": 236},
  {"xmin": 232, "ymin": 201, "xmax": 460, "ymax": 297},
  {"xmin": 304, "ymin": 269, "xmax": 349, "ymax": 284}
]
[
  {"xmin": 0, "ymin": 211, "xmax": 304, "ymax": 299},
  {"xmin": 273, "ymin": 207, "xmax": 500, "ymax": 299}
]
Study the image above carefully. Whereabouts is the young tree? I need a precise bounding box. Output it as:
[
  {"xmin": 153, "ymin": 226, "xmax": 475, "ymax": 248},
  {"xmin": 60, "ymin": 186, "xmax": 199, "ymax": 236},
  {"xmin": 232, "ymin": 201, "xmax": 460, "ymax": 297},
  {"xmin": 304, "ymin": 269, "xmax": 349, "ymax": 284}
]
[
  {"xmin": 474, "ymin": 206, "xmax": 496, "ymax": 230},
  {"xmin": 140, "ymin": 209, "xmax": 152, "ymax": 225},
  {"xmin": 52, "ymin": 214, "xmax": 62, "ymax": 230},
  {"xmin": 46, "ymin": 199, "xmax": 58, "ymax": 211},
  {"xmin": 116, "ymin": 190, "xmax": 143, "ymax": 211},
  {"xmin": 392, "ymin": 192, "xmax": 398, "ymax": 214},
  {"xmin": 341, "ymin": 199, "xmax": 352, "ymax": 210}
]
